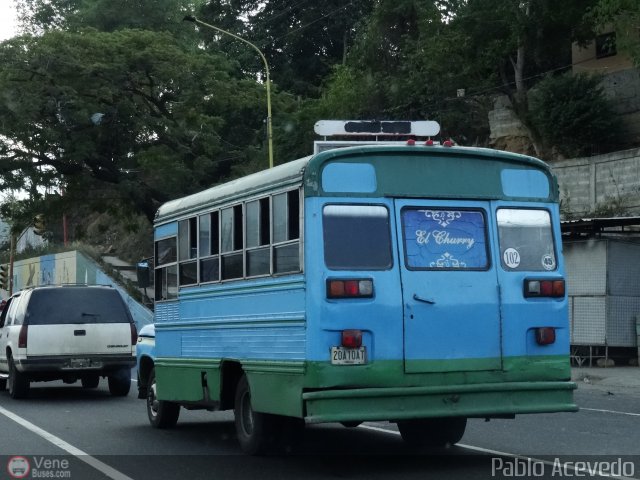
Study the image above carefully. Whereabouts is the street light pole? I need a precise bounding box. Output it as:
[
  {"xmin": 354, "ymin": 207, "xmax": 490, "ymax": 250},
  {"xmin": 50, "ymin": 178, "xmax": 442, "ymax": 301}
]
[{"xmin": 183, "ymin": 15, "xmax": 274, "ymax": 169}]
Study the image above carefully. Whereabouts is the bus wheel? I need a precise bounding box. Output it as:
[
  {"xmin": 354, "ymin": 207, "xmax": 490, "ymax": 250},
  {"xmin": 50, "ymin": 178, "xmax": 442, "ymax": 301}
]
[
  {"xmin": 234, "ymin": 374, "xmax": 275, "ymax": 455},
  {"xmin": 397, "ymin": 417, "xmax": 467, "ymax": 448},
  {"xmin": 147, "ymin": 368, "xmax": 180, "ymax": 428}
]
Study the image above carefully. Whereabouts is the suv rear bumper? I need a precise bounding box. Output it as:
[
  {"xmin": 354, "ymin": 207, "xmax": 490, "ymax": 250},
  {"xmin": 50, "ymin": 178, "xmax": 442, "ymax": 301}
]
[{"xmin": 17, "ymin": 354, "xmax": 135, "ymax": 373}]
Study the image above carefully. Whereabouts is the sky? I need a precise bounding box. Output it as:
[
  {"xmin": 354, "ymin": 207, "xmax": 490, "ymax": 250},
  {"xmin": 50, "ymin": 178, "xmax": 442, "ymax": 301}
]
[{"xmin": 0, "ymin": 1, "xmax": 18, "ymax": 41}]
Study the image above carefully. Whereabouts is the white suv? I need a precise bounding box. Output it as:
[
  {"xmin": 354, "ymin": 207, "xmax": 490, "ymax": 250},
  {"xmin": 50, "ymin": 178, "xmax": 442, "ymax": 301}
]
[{"xmin": 0, "ymin": 285, "xmax": 137, "ymax": 399}]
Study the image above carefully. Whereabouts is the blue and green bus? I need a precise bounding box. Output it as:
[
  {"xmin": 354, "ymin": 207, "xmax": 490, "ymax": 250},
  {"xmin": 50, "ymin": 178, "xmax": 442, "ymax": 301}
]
[{"xmin": 138, "ymin": 132, "xmax": 577, "ymax": 454}]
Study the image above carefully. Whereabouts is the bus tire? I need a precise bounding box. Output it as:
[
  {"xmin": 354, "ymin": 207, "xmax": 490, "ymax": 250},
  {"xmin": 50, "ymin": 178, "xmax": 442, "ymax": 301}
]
[
  {"xmin": 147, "ymin": 368, "xmax": 180, "ymax": 428},
  {"xmin": 8, "ymin": 355, "xmax": 30, "ymax": 399},
  {"xmin": 234, "ymin": 374, "xmax": 276, "ymax": 455},
  {"xmin": 397, "ymin": 417, "xmax": 467, "ymax": 448}
]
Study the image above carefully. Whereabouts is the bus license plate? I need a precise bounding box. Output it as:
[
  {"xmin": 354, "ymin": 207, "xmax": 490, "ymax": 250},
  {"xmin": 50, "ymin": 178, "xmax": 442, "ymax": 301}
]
[{"xmin": 331, "ymin": 346, "xmax": 367, "ymax": 365}]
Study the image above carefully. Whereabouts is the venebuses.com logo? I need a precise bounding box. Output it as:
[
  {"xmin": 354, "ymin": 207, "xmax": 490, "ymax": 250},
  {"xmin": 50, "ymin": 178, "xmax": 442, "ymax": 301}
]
[{"xmin": 6, "ymin": 456, "xmax": 72, "ymax": 478}]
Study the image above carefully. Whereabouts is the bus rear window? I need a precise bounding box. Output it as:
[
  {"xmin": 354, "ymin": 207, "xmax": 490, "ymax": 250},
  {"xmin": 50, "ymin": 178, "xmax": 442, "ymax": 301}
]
[
  {"xmin": 401, "ymin": 208, "xmax": 489, "ymax": 270},
  {"xmin": 497, "ymin": 209, "xmax": 557, "ymax": 271},
  {"xmin": 323, "ymin": 205, "xmax": 392, "ymax": 270}
]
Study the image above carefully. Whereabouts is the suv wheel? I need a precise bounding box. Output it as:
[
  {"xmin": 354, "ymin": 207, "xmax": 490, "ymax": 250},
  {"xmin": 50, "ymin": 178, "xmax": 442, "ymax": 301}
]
[
  {"xmin": 108, "ymin": 367, "xmax": 131, "ymax": 396},
  {"xmin": 8, "ymin": 355, "xmax": 30, "ymax": 399},
  {"xmin": 81, "ymin": 375, "xmax": 100, "ymax": 389}
]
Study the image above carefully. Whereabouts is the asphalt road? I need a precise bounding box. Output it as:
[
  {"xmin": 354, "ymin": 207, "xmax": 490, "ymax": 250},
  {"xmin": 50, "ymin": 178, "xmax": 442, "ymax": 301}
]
[{"xmin": 0, "ymin": 376, "xmax": 638, "ymax": 480}]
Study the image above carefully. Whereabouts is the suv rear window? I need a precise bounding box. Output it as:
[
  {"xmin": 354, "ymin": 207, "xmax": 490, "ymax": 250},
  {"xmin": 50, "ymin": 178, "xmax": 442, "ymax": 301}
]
[{"xmin": 26, "ymin": 288, "xmax": 131, "ymax": 325}]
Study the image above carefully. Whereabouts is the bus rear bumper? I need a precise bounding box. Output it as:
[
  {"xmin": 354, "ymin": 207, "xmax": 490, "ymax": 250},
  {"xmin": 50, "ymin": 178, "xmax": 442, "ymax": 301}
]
[{"xmin": 302, "ymin": 381, "xmax": 578, "ymax": 424}]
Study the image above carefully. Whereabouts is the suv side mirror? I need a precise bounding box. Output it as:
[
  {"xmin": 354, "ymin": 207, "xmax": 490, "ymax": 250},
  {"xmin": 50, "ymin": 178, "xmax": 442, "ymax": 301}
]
[{"xmin": 136, "ymin": 262, "xmax": 151, "ymax": 289}]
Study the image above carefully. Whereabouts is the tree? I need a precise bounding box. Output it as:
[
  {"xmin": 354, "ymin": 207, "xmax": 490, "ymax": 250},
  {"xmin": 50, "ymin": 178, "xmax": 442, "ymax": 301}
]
[
  {"xmin": 0, "ymin": 28, "xmax": 272, "ymax": 221},
  {"xmin": 528, "ymin": 73, "xmax": 623, "ymax": 157},
  {"xmin": 298, "ymin": 0, "xmax": 601, "ymax": 155},
  {"xmin": 15, "ymin": 0, "xmax": 203, "ymax": 37},
  {"xmin": 588, "ymin": 0, "xmax": 640, "ymax": 66},
  {"xmin": 197, "ymin": 0, "xmax": 375, "ymax": 97}
]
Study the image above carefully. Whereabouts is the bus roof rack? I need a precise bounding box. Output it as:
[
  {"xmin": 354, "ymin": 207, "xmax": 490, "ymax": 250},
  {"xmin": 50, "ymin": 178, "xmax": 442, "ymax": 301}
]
[
  {"xmin": 314, "ymin": 120, "xmax": 440, "ymax": 138},
  {"xmin": 313, "ymin": 120, "xmax": 441, "ymax": 154}
]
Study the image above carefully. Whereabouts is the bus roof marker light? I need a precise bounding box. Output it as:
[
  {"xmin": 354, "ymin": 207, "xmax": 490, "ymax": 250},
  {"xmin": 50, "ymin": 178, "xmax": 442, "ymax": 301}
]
[
  {"xmin": 443, "ymin": 139, "xmax": 453, "ymax": 147},
  {"xmin": 406, "ymin": 139, "xmax": 416, "ymax": 146},
  {"xmin": 425, "ymin": 139, "xmax": 434, "ymax": 146}
]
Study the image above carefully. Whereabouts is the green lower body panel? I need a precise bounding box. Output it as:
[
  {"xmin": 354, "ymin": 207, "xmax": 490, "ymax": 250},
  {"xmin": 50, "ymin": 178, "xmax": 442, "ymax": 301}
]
[
  {"xmin": 302, "ymin": 380, "xmax": 577, "ymax": 424},
  {"xmin": 153, "ymin": 355, "xmax": 577, "ymax": 423}
]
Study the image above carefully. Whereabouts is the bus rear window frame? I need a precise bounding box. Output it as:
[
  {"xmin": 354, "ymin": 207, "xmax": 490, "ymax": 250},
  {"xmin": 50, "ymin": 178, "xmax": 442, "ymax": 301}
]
[
  {"xmin": 400, "ymin": 206, "xmax": 491, "ymax": 272},
  {"xmin": 496, "ymin": 207, "xmax": 558, "ymax": 273},
  {"xmin": 322, "ymin": 203, "xmax": 393, "ymax": 271}
]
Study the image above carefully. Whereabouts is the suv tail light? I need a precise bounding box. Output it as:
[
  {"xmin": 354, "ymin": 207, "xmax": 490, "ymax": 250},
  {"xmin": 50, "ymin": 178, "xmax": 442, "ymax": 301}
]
[
  {"xmin": 327, "ymin": 279, "xmax": 373, "ymax": 299},
  {"xmin": 130, "ymin": 323, "xmax": 137, "ymax": 346},
  {"xmin": 524, "ymin": 279, "xmax": 565, "ymax": 298},
  {"xmin": 18, "ymin": 325, "xmax": 28, "ymax": 348}
]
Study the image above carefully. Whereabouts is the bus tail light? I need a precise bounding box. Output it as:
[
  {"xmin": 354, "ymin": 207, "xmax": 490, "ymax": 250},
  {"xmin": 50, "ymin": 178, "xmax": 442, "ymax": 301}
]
[
  {"xmin": 341, "ymin": 330, "xmax": 362, "ymax": 348},
  {"xmin": 524, "ymin": 279, "xmax": 565, "ymax": 298},
  {"xmin": 327, "ymin": 279, "xmax": 374, "ymax": 299},
  {"xmin": 18, "ymin": 325, "xmax": 28, "ymax": 348},
  {"xmin": 535, "ymin": 327, "xmax": 556, "ymax": 345}
]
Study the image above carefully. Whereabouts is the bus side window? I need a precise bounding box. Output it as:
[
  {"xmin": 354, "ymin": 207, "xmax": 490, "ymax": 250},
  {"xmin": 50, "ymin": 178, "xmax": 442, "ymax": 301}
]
[
  {"xmin": 246, "ymin": 198, "xmax": 270, "ymax": 277},
  {"xmin": 221, "ymin": 205, "xmax": 243, "ymax": 280},
  {"xmin": 155, "ymin": 237, "xmax": 178, "ymax": 300},
  {"xmin": 200, "ymin": 211, "xmax": 220, "ymax": 283},
  {"xmin": 178, "ymin": 218, "xmax": 198, "ymax": 285},
  {"xmin": 272, "ymin": 190, "xmax": 300, "ymax": 274}
]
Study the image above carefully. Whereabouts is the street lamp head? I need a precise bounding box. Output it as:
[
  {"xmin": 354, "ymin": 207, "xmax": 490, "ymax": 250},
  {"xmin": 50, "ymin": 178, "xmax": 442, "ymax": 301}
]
[{"xmin": 183, "ymin": 15, "xmax": 197, "ymax": 23}]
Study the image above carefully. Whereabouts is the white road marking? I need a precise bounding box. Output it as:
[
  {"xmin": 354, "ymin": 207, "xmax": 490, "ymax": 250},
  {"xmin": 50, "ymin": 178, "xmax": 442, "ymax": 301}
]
[
  {"xmin": 0, "ymin": 405, "xmax": 134, "ymax": 480},
  {"xmin": 358, "ymin": 424, "xmax": 639, "ymax": 480},
  {"xmin": 581, "ymin": 407, "xmax": 640, "ymax": 417}
]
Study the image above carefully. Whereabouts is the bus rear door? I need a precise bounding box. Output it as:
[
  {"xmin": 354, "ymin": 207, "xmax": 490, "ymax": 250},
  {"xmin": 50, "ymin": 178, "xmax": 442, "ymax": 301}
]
[{"xmin": 394, "ymin": 200, "xmax": 502, "ymax": 373}]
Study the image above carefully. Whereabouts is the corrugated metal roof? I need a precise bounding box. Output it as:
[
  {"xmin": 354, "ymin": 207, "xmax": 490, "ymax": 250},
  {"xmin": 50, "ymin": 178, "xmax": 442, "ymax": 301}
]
[{"xmin": 561, "ymin": 216, "xmax": 640, "ymax": 236}]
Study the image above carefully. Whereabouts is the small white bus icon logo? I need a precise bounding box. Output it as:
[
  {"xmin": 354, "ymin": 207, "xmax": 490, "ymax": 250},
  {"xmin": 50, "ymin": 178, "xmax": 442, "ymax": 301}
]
[{"xmin": 7, "ymin": 456, "xmax": 30, "ymax": 479}]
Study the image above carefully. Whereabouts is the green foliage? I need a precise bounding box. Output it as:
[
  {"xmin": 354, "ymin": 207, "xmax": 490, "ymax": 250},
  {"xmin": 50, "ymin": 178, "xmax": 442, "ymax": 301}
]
[
  {"xmin": 197, "ymin": 0, "xmax": 376, "ymax": 97},
  {"xmin": 587, "ymin": 0, "xmax": 640, "ymax": 66},
  {"xmin": 1, "ymin": 0, "xmax": 635, "ymax": 249},
  {"xmin": 16, "ymin": 0, "xmax": 203, "ymax": 37},
  {"xmin": 0, "ymin": 28, "xmax": 274, "ymax": 220},
  {"xmin": 528, "ymin": 73, "xmax": 624, "ymax": 157}
]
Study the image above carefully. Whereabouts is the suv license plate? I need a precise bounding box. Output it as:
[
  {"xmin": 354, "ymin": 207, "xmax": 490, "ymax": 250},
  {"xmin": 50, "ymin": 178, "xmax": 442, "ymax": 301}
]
[
  {"xmin": 331, "ymin": 346, "xmax": 367, "ymax": 365},
  {"xmin": 69, "ymin": 359, "xmax": 94, "ymax": 368}
]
